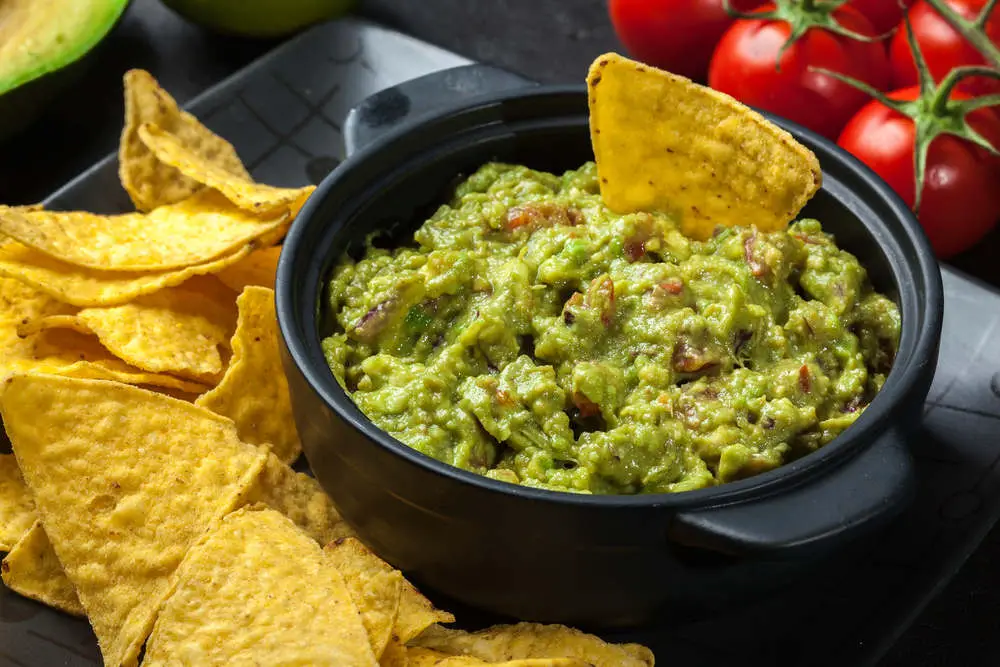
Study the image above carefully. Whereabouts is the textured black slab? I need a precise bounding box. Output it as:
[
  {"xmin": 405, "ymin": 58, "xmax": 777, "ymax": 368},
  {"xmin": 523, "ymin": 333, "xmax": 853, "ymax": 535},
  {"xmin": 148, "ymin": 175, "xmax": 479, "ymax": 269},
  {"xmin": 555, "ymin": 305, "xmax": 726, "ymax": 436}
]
[{"xmin": 2, "ymin": 18, "xmax": 999, "ymax": 667}]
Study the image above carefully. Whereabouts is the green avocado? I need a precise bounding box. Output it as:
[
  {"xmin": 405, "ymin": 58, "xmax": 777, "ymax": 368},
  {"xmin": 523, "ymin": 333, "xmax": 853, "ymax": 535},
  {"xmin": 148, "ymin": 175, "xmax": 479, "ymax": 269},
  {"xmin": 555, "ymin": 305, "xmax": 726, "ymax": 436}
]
[
  {"xmin": 0, "ymin": 0, "xmax": 131, "ymax": 142},
  {"xmin": 161, "ymin": 0, "xmax": 357, "ymax": 39}
]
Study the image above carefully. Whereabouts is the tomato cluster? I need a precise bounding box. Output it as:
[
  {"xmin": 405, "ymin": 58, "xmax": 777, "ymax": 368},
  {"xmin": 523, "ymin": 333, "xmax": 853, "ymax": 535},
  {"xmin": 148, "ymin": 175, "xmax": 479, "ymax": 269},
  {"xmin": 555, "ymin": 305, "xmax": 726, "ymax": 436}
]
[{"xmin": 609, "ymin": 0, "xmax": 1000, "ymax": 258}]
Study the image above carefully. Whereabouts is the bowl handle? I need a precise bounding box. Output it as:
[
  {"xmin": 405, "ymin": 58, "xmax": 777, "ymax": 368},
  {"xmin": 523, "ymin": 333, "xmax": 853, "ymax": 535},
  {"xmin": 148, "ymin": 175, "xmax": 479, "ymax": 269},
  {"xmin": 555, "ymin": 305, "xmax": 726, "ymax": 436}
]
[
  {"xmin": 669, "ymin": 428, "xmax": 915, "ymax": 557},
  {"xmin": 343, "ymin": 64, "xmax": 537, "ymax": 156}
]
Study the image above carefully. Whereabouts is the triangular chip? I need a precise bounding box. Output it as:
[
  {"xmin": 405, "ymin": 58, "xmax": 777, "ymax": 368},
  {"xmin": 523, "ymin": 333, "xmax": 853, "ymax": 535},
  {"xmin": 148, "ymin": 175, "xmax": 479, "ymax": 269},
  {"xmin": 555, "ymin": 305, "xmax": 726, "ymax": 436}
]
[
  {"xmin": 324, "ymin": 537, "xmax": 455, "ymax": 645},
  {"xmin": 2, "ymin": 521, "xmax": 84, "ymax": 616},
  {"xmin": 587, "ymin": 52, "xmax": 821, "ymax": 240},
  {"xmin": 19, "ymin": 276, "xmax": 238, "ymax": 381},
  {"xmin": 380, "ymin": 637, "xmax": 409, "ymax": 667},
  {"xmin": 196, "ymin": 286, "xmax": 301, "ymax": 463},
  {"xmin": 0, "ymin": 239, "xmax": 254, "ymax": 308},
  {"xmin": 0, "ymin": 190, "xmax": 287, "ymax": 271},
  {"xmin": 0, "ymin": 453, "xmax": 36, "ymax": 551},
  {"xmin": 246, "ymin": 453, "xmax": 353, "ymax": 545},
  {"xmin": 216, "ymin": 244, "xmax": 282, "ymax": 292},
  {"xmin": 324, "ymin": 541, "xmax": 403, "ymax": 659},
  {"xmin": 119, "ymin": 69, "xmax": 250, "ymax": 212},
  {"xmin": 143, "ymin": 506, "xmax": 377, "ymax": 666},
  {"xmin": 411, "ymin": 623, "xmax": 654, "ymax": 667},
  {"xmin": 139, "ymin": 123, "xmax": 315, "ymax": 216},
  {"xmin": 2, "ymin": 375, "xmax": 268, "ymax": 667}
]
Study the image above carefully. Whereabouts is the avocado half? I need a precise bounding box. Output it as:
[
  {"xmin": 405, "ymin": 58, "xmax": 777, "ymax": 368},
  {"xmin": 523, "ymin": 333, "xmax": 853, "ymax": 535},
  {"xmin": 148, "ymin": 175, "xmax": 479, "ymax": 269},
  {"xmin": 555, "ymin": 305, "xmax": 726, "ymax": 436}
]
[
  {"xmin": 161, "ymin": 0, "xmax": 357, "ymax": 39},
  {"xmin": 0, "ymin": 0, "xmax": 131, "ymax": 144}
]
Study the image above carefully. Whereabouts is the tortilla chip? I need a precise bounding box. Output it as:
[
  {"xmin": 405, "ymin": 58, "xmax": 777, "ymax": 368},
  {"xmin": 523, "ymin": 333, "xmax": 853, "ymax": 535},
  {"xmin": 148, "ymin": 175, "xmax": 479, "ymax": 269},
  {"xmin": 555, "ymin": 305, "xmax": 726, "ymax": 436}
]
[
  {"xmin": 216, "ymin": 244, "xmax": 282, "ymax": 292},
  {"xmin": 139, "ymin": 123, "xmax": 315, "ymax": 216},
  {"xmin": 587, "ymin": 52, "xmax": 821, "ymax": 240},
  {"xmin": 380, "ymin": 637, "xmax": 409, "ymax": 667},
  {"xmin": 120, "ymin": 69, "xmax": 250, "ymax": 212},
  {"xmin": 9, "ymin": 328, "xmax": 211, "ymax": 394},
  {"xmin": 324, "ymin": 537, "xmax": 455, "ymax": 644},
  {"xmin": 0, "ymin": 191, "xmax": 287, "ymax": 272},
  {"xmin": 0, "ymin": 275, "xmax": 72, "ymax": 374},
  {"xmin": 1, "ymin": 521, "xmax": 84, "ymax": 616},
  {"xmin": 0, "ymin": 454, "xmax": 36, "ymax": 551},
  {"xmin": 411, "ymin": 623, "xmax": 654, "ymax": 667},
  {"xmin": 196, "ymin": 286, "xmax": 301, "ymax": 463},
  {"xmin": 246, "ymin": 453, "xmax": 353, "ymax": 545},
  {"xmin": 0, "ymin": 239, "xmax": 254, "ymax": 308},
  {"xmin": 324, "ymin": 539, "xmax": 403, "ymax": 659},
  {"xmin": 2, "ymin": 375, "xmax": 268, "ymax": 667},
  {"xmin": 20, "ymin": 277, "xmax": 238, "ymax": 381},
  {"xmin": 143, "ymin": 506, "xmax": 377, "ymax": 666}
]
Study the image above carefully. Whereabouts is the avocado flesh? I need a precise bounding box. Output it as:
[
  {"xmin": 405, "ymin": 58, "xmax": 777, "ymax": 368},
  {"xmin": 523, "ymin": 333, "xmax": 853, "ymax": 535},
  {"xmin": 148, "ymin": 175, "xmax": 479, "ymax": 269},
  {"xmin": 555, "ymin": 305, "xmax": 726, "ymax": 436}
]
[{"xmin": 0, "ymin": 0, "xmax": 130, "ymax": 96}]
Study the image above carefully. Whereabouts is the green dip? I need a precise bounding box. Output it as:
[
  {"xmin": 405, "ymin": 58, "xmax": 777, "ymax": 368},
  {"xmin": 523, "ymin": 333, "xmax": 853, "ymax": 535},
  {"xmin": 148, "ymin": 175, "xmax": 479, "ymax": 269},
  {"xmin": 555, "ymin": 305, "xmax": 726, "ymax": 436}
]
[{"xmin": 322, "ymin": 162, "xmax": 900, "ymax": 494}]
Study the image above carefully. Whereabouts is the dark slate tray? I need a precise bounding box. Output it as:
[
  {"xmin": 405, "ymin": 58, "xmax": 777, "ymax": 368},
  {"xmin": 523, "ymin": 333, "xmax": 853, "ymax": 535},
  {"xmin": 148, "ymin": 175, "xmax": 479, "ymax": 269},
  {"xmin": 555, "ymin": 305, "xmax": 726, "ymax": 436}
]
[{"xmin": 2, "ymin": 18, "xmax": 999, "ymax": 667}]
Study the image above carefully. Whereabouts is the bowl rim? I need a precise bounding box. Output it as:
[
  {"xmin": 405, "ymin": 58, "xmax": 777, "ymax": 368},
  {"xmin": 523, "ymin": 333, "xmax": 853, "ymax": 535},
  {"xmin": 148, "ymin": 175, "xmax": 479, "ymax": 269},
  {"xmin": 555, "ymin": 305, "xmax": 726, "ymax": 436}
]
[{"xmin": 277, "ymin": 84, "xmax": 943, "ymax": 509}]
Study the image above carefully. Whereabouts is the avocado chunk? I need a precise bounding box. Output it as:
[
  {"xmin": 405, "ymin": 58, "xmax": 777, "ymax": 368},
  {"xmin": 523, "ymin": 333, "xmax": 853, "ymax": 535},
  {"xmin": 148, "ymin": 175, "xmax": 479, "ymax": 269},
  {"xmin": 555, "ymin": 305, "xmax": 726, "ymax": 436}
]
[{"xmin": 0, "ymin": 0, "xmax": 130, "ymax": 96}]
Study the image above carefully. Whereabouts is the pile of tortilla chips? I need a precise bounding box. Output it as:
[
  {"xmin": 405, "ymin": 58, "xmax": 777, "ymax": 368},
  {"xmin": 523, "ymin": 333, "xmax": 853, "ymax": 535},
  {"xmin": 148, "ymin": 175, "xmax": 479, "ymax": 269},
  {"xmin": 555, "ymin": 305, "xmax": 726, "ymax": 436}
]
[{"xmin": 0, "ymin": 70, "xmax": 655, "ymax": 666}]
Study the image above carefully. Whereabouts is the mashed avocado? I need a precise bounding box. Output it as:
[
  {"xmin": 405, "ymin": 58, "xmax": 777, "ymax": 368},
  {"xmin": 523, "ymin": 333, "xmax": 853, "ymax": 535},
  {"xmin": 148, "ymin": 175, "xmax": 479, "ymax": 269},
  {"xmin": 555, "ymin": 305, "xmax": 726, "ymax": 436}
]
[{"xmin": 322, "ymin": 162, "xmax": 900, "ymax": 494}]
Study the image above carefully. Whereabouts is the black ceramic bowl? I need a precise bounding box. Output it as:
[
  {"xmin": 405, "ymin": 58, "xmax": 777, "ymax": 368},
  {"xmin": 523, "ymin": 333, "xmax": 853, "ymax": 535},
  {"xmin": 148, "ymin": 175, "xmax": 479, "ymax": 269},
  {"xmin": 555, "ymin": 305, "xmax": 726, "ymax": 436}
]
[{"xmin": 277, "ymin": 66, "xmax": 943, "ymax": 629}]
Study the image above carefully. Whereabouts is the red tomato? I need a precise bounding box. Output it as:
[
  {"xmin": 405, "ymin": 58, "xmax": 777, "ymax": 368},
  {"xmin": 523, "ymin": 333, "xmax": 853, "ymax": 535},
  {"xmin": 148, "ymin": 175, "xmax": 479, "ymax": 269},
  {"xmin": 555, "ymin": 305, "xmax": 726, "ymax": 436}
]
[
  {"xmin": 838, "ymin": 86, "xmax": 1000, "ymax": 258},
  {"xmin": 608, "ymin": 0, "xmax": 766, "ymax": 81},
  {"xmin": 847, "ymin": 0, "xmax": 916, "ymax": 34},
  {"xmin": 890, "ymin": 0, "xmax": 1000, "ymax": 98},
  {"xmin": 708, "ymin": 4, "xmax": 891, "ymax": 139}
]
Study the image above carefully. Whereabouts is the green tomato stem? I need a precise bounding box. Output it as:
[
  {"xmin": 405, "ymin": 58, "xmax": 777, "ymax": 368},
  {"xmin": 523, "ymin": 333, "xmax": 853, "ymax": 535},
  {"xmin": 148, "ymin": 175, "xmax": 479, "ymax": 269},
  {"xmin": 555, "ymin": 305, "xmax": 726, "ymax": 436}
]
[{"xmin": 921, "ymin": 0, "xmax": 1000, "ymax": 67}]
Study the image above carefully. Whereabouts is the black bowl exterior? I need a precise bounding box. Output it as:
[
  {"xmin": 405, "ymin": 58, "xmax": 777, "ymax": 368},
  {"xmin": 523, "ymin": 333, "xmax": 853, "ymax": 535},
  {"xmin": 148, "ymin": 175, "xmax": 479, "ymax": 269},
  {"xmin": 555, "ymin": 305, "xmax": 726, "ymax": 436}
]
[{"xmin": 278, "ymin": 86, "xmax": 942, "ymax": 627}]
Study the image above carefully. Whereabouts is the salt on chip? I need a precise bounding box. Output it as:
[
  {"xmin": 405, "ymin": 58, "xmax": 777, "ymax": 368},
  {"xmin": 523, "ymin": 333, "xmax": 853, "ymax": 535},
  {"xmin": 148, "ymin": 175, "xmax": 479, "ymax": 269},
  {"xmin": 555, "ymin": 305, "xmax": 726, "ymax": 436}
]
[
  {"xmin": 324, "ymin": 536, "xmax": 455, "ymax": 645},
  {"xmin": 216, "ymin": 244, "xmax": 282, "ymax": 292},
  {"xmin": 2, "ymin": 375, "xmax": 268, "ymax": 667},
  {"xmin": 1, "ymin": 521, "xmax": 84, "ymax": 616},
  {"xmin": 196, "ymin": 286, "xmax": 301, "ymax": 463},
  {"xmin": 324, "ymin": 538, "xmax": 403, "ymax": 659},
  {"xmin": 143, "ymin": 506, "xmax": 378, "ymax": 667},
  {"xmin": 411, "ymin": 623, "xmax": 654, "ymax": 667},
  {"xmin": 19, "ymin": 276, "xmax": 238, "ymax": 381},
  {"xmin": 587, "ymin": 52, "xmax": 821, "ymax": 240},
  {"xmin": 0, "ymin": 190, "xmax": 288, "ymax": 272},
  {"xmin": 0, "ymin": 239, "xmax": 254, "ymax": 308},
  {"xmin": 246, "ymin": 452, "xmax": 353, "ymax": 545},
  {"xmin": 0, "ymin": 453, "xmax": 36, "ymax": 551},
  {"xmin": 139, "ymin": 123, "xmax": 315, "ymax": 216},
  {"xmin": 120, "ymin": 69, "xmax": 250, "ymax": 212}
]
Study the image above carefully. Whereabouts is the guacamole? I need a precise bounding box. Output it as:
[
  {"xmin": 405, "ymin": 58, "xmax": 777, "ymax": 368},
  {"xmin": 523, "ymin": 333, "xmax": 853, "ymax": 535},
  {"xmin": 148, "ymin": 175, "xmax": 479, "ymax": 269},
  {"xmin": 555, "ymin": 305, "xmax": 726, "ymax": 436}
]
[{"xmin": 322, "ymin": 162, "xmax": 900, "ymax": 494}]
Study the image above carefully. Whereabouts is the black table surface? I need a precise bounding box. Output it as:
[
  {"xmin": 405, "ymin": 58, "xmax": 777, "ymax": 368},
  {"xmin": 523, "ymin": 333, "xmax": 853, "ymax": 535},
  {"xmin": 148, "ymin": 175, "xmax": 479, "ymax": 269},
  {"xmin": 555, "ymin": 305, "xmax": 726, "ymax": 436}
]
[{"xmin": 1, "ymin": 1, "xmax": 998, "ymax": 664}]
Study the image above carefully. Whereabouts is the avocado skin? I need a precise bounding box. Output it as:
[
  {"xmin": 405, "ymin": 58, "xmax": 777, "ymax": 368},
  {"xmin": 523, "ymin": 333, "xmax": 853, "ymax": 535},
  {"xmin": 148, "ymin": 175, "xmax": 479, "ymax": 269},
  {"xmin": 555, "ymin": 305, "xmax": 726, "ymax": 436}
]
[
  {"xmin": 0, "ymin": 2, "xmax": 131, "ymax": 146},
  {"xmin": 161, "ymin": 0, "xmax": 357, "ymax": 38}
]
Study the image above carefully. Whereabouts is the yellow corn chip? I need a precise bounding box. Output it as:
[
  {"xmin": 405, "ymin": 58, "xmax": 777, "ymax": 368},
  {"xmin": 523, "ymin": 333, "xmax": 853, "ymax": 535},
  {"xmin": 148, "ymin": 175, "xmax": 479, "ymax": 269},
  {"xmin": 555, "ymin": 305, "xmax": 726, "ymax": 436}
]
[
  {"xmin": 1, "ymin": 521, "xmax": 84, "ymax": 616},
  {"xmin": 380, "ymin": 637, "xmax": 409, "ymax": 667},
  {"xmin": 405, "ymin": 648, "xmax": 592, "ymax": 667},
  {"xmin": 587, "ymin": 52, "xmax": 821, "ymax": 240},
  {"xmin": 20, "ymin": 276, "xmax": 237, "ymax": 381},
  {"xmin": 246, "ymin": 452, "xmax": 353, "ymax": 545},
  {"xmin": 143, "ymin": 506, "xmax": 378, "ymax": 667},
  {"xmin": 216, "ymin": 244, "xmax": 282, "ymax": 292},
  {"xmin": 411, "ymin": 623, "xmax": 654, "ymax": 667},
  {"xmin": 196, "ymin": 286, "xmax": 301, "ymax": 463},
  {"xmin": 0, "ymin": 239, "xmax": 254, "ymax": 308},
  {"xmin": 120, "ymin": 69, "xmax": 250, "ymax": 212},
  {"xmin": 2, "ymin": 375, "xmax": 268, "ymax": 667},
  {"xmin": 324, "ymin": 541, "xmax": 403, "ymax": 659},
  {"xmin": 0, "ymin": 275, "xmax": 72, "ymax": 372},
  {"xmin": 11, "ymin": 328, "xmax": 211, "ymax": 394},
  {"xmin": 0, "ymin": 190, "xmax": 287, "ymax": 272},
  {"xmin": 0, "ymin": 453, "xmax": 36, "ymax": 551},
  {"xmin": 139, "ymin": 123, "xmax": 315, "ymax": 216},
  {"xmin": 324, "ymin": 537, "xmax": 455, "ymax": 644}
]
